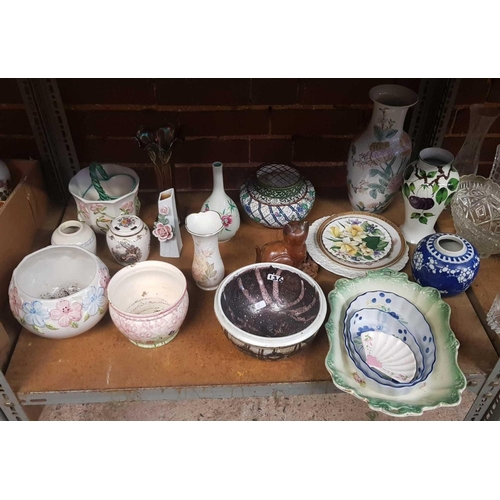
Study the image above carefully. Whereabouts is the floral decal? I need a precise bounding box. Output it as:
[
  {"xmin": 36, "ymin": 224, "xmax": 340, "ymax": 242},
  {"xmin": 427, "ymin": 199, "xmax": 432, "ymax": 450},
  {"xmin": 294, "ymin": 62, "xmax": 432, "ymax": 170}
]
[
  {"xmin": 203, "ymin": 199, "xmax": 236, "ymax": 232},
  {"xmin": 348, "ymin": 108, "xmax": 411, "ymax": 211},
  {"xmin": 82, "ymin": 286, "xmax": 106, "ymax": 319},
  {"xmin": 22, "ymin": 301, "xmax": 50, "ymax": 328},
  {"xmin": 50, "ymin": 300, "xmax": 83, "ymax": 328},
  {"xmin": 192, "ymin": 245, "xmax": 217, "ymax": 285},
  {"xmin": 99, "ymin": 267, "xmax": 110, "ymax": 289},
  {"xmin": 221, "ymin": 214, "xmax": 232, "ymax": 228},
  {"xmin": 9, "ymin": 286, "xmax": 23, "ymax": 317},
  {"xmin": 120, "ymin": 201, "xmax": 134, "ymax": 215},
  {"xmin": 77, "ymin": 201, "xmax": 90, "ymax": 220},
  {"xmin": 323, "ymin": 219, "xmax": 391, "ymax": 262},
  {"xmin": 159, "ymin": 205, "xmax": 169, "ymax": 216}
]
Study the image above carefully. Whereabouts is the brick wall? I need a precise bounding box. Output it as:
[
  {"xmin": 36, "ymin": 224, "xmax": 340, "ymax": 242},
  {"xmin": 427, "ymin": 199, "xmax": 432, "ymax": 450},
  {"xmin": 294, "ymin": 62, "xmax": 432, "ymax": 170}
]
[
  {"xmin": 1, "ymin": 78, "xmax": 500, "ymax": 196},
  {"xmin": 0, "ymin": 79, "xmax": 38, "ymax": 159},
  {"xmin": 56, "ymin": 78, "xmax": 420, "ymax": 195}
]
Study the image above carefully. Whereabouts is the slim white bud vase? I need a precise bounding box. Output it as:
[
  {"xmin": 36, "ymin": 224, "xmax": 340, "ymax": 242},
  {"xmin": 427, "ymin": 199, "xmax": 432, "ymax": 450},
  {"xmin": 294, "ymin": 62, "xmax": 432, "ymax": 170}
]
[
  {"xmin": 185, "ymin": 210, "xmax": 225, "ymax": 290},
  {"xmin": 201, "ymin": 161, "xmax": 240, "ymax": 242}
]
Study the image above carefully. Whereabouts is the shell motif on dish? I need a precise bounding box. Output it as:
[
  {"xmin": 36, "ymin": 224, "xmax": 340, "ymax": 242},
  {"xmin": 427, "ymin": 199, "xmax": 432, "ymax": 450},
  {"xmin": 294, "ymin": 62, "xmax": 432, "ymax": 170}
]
[{"xmin": 360, "ymin": 330, "xmax": 417, "ymax": 383}]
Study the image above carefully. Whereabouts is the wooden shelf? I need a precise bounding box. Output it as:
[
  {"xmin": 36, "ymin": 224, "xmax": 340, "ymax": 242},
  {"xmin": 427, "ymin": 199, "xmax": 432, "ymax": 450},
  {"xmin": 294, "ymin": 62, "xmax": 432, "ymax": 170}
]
[{"xmin": 6, "ymin": 192, "xmax": 499, "ymax": 404}]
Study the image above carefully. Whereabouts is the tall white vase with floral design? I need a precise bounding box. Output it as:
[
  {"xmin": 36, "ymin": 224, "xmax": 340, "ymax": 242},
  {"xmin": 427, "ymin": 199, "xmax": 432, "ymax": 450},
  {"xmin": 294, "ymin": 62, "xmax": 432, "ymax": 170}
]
[
  {"xmin": 201, "ymin": 162, "xmax": 240, "ymax": 242},
  {"xmin": 185, "ymin": 211, "xmax": 224, "ymax": 290},
  {"xmin": 153, "ymin": 188, "xmax": 183, "ymax": 258},
  {"xmin": 347, "ymin": 84, "xmax": 418, "ymax": 213},
  {"xmin": 400, "ymin": 148, "xmax": 459, "ymax": 244}
]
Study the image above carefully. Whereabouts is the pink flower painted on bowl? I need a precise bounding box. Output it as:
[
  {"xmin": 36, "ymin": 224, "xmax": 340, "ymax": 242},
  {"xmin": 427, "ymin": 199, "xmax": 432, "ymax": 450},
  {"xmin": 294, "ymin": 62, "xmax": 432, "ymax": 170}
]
[
  {"xmin": 153, "ymin": 222, "xmax": 173, "ymax": 242},
  {"xmin": 221, "ymin": 214, "xmax": 232, "ymax": 228},
  {"xmin": 8, "ymin": 286, "xmax": 22, "ymax": 317},
  {"xmin": 99, "ymin": 266, "xmax": 110, "ymax": 289},
  {"xmin": 50, "ymin": 300, "xmax": 83, "ymax": 327},
  {"xmin": 159, "ymin": 205, "xmax": 170, "ymax": 216},
  {"xmin": 120, "ymin": 201, "xmax": 134, "ymax": 214},
  {"xmin": 90, "ymin": 203, "xmax": 105, "ymax": 213},
  {"xmin": 77, "ymin": 201, "xmax": 90, "ymax": 219}
]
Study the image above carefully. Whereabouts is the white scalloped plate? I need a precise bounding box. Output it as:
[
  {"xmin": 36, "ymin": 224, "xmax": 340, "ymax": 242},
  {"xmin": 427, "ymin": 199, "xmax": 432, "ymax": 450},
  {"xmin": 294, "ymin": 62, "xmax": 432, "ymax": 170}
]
[{"xmin": 306, "ymin": 216, "xmax": 409, "ymax": 278}]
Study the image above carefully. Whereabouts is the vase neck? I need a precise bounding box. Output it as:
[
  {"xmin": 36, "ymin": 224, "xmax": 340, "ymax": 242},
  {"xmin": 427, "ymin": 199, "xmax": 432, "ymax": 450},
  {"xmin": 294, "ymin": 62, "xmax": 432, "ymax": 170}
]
[
  {"xmin": 212, "ymin": 162, "xmax": 225, "ymax": 194},
  {"xmin": 369, "ymin": 102, "xmax": 409, "ymax": 132},
  {"xmin": 454, "ymin": 106, "xmax": 500, "ymax": 176}
]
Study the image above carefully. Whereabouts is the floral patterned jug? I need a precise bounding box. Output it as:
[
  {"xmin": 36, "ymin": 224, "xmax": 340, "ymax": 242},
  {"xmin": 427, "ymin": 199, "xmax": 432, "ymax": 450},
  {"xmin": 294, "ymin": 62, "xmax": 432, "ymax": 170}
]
[{"xmin": 347, "ymin": 84, "xmax": 418, "ymax": 213}]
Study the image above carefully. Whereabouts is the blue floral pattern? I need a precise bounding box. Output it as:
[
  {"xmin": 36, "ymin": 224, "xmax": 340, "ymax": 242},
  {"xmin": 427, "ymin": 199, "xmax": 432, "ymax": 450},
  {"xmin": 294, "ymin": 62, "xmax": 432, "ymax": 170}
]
[
  {"xmin": 83, "ymin": 286, "xmax": 106, "ymax": 316},
  {"xmin": 22, "ymin": 301, "xmax": 50, "ymax": 328}
]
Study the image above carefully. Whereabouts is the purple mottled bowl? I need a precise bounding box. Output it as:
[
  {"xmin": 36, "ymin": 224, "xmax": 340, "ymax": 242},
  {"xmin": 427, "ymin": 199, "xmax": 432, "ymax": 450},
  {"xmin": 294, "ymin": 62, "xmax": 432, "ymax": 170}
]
[{"xmin": 214, "ymin": 262, "xmax": 327, "ymax": 360}]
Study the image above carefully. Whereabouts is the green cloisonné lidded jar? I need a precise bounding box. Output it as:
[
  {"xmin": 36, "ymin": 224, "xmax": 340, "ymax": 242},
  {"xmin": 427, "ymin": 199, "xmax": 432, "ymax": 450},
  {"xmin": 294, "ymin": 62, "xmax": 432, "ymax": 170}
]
[{"xmin": 239, "ymin": 163, "xmax": 316, "ymax": 229}]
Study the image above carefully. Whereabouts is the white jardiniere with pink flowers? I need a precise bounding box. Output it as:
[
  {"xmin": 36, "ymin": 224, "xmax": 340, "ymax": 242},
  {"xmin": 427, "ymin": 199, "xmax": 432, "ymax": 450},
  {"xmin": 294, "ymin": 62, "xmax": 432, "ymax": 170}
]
[
  {"xmin": 107, "ymin": 261, "xmax": 189, "ymax": 348},
  {"xmin": 201, "ymin": 161, "xmax": 240, "ymax": 242},
  {"xmin": 9, "ymin": 245, "xmax": 110, "ymax": 339}
]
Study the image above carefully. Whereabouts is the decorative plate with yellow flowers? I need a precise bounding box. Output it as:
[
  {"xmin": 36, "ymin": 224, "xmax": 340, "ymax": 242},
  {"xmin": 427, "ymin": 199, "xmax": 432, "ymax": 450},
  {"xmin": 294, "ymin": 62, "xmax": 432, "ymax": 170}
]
[{"xmin": 320, "ymin": 215, "xmax": 392, "ymax": 263}]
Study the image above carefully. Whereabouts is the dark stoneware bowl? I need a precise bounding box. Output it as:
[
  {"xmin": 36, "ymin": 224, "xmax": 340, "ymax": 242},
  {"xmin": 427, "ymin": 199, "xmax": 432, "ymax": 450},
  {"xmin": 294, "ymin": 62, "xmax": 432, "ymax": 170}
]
[{"xmin": 214, "ymin": 263, "xmax": 327, "ymax": 360}]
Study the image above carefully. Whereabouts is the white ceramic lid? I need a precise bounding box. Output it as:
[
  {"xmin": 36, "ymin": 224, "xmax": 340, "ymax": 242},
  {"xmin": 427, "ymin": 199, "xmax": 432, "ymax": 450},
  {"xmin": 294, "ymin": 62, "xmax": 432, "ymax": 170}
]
[{"xmin": 109, "ymin": 215, "xmax": 144, "ymax": 237}]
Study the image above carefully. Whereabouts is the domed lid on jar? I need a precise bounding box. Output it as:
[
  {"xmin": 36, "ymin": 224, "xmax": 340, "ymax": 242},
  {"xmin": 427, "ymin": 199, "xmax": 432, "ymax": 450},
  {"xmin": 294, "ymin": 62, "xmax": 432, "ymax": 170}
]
[{"xmin": 109, "ymin": 215, "xmax": 144, "ymax": 237}]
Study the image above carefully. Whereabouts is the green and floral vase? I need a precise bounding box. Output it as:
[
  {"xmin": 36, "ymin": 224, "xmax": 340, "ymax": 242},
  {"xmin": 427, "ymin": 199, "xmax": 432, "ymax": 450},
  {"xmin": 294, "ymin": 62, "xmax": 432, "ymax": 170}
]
[
  {"xmin": 347, "ymin": 84, "xmax": 418, "ymax": 213},
  {"xmin": 400, "ymin": 147, "xmax": 459, "ymax": 244}
]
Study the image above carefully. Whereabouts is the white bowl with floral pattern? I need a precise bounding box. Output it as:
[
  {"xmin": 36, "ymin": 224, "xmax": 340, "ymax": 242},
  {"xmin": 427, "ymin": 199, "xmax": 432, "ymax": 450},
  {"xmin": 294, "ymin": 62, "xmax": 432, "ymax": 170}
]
[
  {"xmin": 107, "ymin": 261, "xmax": 189, "ymax": 348},
  {"xmin": 9, "ymin": 245, "xmax": 110, "ymax": 339},
  {"xmin": 69, "ymin": 163, "xmax": 140, "ymax": 234}
]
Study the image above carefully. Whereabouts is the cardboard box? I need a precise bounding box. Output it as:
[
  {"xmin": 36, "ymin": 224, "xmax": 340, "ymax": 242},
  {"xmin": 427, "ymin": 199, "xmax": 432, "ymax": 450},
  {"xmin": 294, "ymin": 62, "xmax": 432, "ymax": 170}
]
[{"xmin": 0, "ymin": 159, "xmax": 48, "ymax": 365}]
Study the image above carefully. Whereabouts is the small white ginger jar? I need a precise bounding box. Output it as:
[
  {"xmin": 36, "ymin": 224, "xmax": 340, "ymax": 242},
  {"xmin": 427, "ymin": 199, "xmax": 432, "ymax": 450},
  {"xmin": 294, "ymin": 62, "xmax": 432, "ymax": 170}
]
[
  {"xmin": 51, "ymin": 220, "xmax": 97, "ymax": 254},
  {"xmin": 401, "ymin": 147, "xmax": 459, "ymax": 244},
  {"xmin": 106, "ymin": 215, "xmax": 150, "ymax": 266},
  {"xmin": 185, "ymin": 210, "xmax": 225, "ymax": 290},
  {"xmin": 0, "ymin": 159, "xmax": 12, "ymax": 202},
  {"xmin": 202, "ymin": 161, "xmax": 240, "ymax": 242}
]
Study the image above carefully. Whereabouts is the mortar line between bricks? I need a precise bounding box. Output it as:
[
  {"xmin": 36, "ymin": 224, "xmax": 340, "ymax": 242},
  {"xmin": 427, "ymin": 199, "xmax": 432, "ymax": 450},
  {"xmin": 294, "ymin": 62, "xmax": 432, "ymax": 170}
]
[
  {"xmin": 74, "ymin": 134, "xmax": 357, "ymax": 141},
  {"xmin": 61, "ymin": 104, "xmax": 376, "ymax": 112}
]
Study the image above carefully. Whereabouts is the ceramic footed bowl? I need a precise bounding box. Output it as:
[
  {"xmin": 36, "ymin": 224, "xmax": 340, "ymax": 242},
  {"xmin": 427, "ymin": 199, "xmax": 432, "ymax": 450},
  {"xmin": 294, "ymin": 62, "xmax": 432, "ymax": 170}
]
[
  {"xmin": 344, "ymin": 299, "xmax": 436, "ymax": 395},
  {"xmin": 9, "ymin": 245, "xmax": 110, "ymax": 339},
  {"xmin": 107, "ymin": 261, "xmax": 189, "ymax": 348},
  {"xmin": 214, "ymin": 262, "xmax": 327, "ymax": 360},
  {"xmin": 69, "ymin": 163, "xmax": 140, "ymax": 234},
  {"xmin": 325, "ymin": 269, "xmax": 466, "ymax": 417}
]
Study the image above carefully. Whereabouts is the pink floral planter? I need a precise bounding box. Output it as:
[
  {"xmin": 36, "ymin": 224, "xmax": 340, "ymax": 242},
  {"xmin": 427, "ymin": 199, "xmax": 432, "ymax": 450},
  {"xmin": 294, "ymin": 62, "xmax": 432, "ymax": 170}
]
[
  {"xmin": 107, "ymin": 261, "xmax": 189, "ymax": 348},
  {"xmin": 9, "ymin": 245, "xmax": 109, "ymax": 339}
]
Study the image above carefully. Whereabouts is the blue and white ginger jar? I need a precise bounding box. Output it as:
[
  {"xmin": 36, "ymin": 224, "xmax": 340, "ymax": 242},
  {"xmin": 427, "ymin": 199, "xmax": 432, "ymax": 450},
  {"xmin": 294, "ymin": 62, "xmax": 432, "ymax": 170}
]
[{"xmin": 411, "ymin": 233, "xmax": 480, "ymax": 297}]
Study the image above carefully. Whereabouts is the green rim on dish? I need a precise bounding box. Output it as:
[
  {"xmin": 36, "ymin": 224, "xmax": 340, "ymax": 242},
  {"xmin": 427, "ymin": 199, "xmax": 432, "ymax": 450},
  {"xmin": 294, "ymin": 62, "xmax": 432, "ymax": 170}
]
[{"xmin": 324, "ymin": 269, "xmax": 467, "ymax": 417}]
